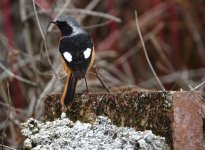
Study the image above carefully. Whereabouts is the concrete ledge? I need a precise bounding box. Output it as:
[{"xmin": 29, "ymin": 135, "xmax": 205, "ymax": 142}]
[{"xmin": 44, "ymin": 90, "xmax": 202, "ymax": 149}]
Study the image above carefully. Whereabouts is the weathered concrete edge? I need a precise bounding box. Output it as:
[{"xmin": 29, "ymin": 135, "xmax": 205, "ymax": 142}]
[
  {"xmin": 172, "ymin": 91, "xmax": 203, "ymax": 150},
  {"xmin": 44, "ymin": 90, "xmax": 203, "ymax": 149},
  {"xmin": 44, "ymin": 91, "xmax": 173, "ymax": 145}
]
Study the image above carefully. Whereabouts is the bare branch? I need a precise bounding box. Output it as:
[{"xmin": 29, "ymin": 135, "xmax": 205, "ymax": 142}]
[
  {"xmin": 35, "ymin": 67, "xmax": 63, "ymax": 118},
  {"xmin": 182, "ymin": 7, "xmax": 205, "ymax": 64},
  {"xmin": 83, "ymin": 20, "xmax": 111, "ymax": 29},
  {"xmin": 89, "ymin": 66, "xmax": 110, "ymax": 93},
  {"xmin": 32, "ymin": 0, "xmax": 59, "ymax": 78},
  {"xmin": 139, "ymin": 68, "xmax": 205, "ymax": 88},
  {"xmin": 0, "ymin": 63, "xmax": 36, "ymax": 86},
  {"xmin": 135, "ymin": 11, "xmax": 165, "ymax": 91},
  {"xmin": 113, "ymin": 23, "xmax": 163, "ymax": 66},
  {"xmin": 56, "ymin": 8, "xmax": 121, "ymax": 23},
  {"xmin": 192, "ymin": 80, "xmax": 205, "ymax": 91},
  {"xmin": 1, "ymin": 79, "xmax": 12, "ymax": 149},
  {"xmin": 0, "ymin": 144, "xmax": 16, "ymax": 150},
  {"xmin": 48, "ymin": 0, "xmax": 71, "ymax": 31},
  {"xmin": 78, "ymin": 0, "xmax": 100, "ymax": 23},
  {"xmin": 28, "ymin": 8, "xmax": 121, "ymax": 23}
]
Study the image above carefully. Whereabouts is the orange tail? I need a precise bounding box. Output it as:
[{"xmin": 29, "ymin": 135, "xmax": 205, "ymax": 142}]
[{"xmin": 61, "ymin": 73, "xmax": 78, "ymax": 106}]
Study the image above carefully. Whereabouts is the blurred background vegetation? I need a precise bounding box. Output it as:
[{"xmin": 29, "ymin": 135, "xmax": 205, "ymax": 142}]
[{"xmin": 0, "ymin": 0, "xmax": 204, "ymax": 148}]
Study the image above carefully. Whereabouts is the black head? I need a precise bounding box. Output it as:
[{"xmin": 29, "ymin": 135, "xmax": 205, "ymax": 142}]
[{"xmin": 51, "ymin": 16, "xmax": 84, "ymax": 36}]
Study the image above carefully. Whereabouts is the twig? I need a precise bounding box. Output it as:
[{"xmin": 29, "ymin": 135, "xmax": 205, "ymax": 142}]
[
  {"xmin": 134, "ymin": 11, "xmax": 165, "ymax": 91},
  {"xmin": 139, "ymin": 68, "xmax": 205, "ymax": 88},
  {"xmin": 35, "ymin": 76, "xmax": 57, "ymax": 118},
  {"xmin": 48, "ymin": 0, "xmax": 71, "ymax": 32},
  {"xmin": 83, "ymin": 20, "xmax": 111, "ymax": 29},
  {"xmin": 121, "ymin": 60, "xmax": 135, "ymax": 84},
  {"xmin": 78, "ymin": 0, "xmax": 100, "ymax": 23},
  {"xmin": 85, "ymin": 77, "xmax": 89, "ymax": 92},
  {"xmin": 35, "ymin": 67, "xmax": 62, "ymax": 118},
  {"xmin": 1, "ymin": 79, "xmax": 11, "ymax": 149},
  {"xmin": 106, "ymin": 64, "xmax": 130, "ymax": 83},
  {"xmin": 150, "ymin": 34, "xmax": 174, "ymax": 71},
  {"xmin": 192, "ymin": 80, "xmax": 205, "ymax": 91},
  {"xmin": 89, "ymin": 66, "xmax": 110, "ymax": 93},
  {"xmin": 0, "ymin": 63, "xmax": 36, "ymax": 86},
  {"xmin": 0, "ymin": 144, "xmax": 16, "ymax": 150},
  {"xmin": 0, "ymin": 47, "xmax": 57, "ymax": 82},
  {"xmin": 113, "ymin": 23, "xmax": 163, "ymax": 66},
  {"xmin": 32, "ymin": 0, "xmax": 58, "ymax": 78},
  {"xmin": 0, "ymin": 82, "xmax": 9, "ymax": 106},
  {"xmin": 57, "ymin": 8, "xmax": 122, "ymax": 22},
  {"xmin": 28, "ymin": 8, "xmax": 121, "ymax": 23},
  {"xmin": 97, "ymin": 67, "xmax": 123, "ymax": 86},
  {"xmin": 182, "ymin": 6, "xmax": 205, "ymax": 64},
  {"xmin": 117, "ymin": 2, "xmax": 166, "ymax": 46},
  {"xmin": 20, "ymin": 0, "xmax": 38, "ymax": 79},
  {"xmin": 0, "ymin": 101, "xmax": 23, "ymax": 113}
]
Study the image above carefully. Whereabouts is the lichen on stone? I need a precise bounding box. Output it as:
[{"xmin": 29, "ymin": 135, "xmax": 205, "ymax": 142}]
[{"xmin": 21, "ymin": 114, "xmax": 169, "ymax": 150}]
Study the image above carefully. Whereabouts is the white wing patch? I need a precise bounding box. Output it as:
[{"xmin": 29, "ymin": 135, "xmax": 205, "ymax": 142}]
[
  {"xmin": 63, "ymin": 52, "xmax": 72, "ymax": 62},
  {"xmin": 83, "ymin": 48, "xmax": 91, "ymax": 59}
]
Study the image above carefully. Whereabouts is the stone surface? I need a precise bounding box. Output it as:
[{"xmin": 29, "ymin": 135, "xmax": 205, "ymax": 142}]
[
  {"xmin": 21, "ymin": 114, "xmax": 169, "ymax": 150},
  {"xmin": 172, "ymin": 92, "xmax": 202, "ymax": 150},
  {"xmin": 44, "ymin": 91, "xmax": 173, "ymax": 145},
  {"xmin": 43, "ymin": 90, "xmax": 203, "ymax": 149}
]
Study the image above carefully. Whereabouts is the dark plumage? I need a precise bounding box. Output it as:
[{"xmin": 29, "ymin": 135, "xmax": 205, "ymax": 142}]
[{"xmin": 51, "ymin": 16, "xmax": 95, "ymax": 107}]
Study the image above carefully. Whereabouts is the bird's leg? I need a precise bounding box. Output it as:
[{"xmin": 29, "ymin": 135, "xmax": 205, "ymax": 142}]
[
  {"xmin": 84, "ymin": 76, "xmax": 89, "ymax": 93},
  {"xmin": 89, "ymin": 66, "xmax": 110, "ymax": 93}
]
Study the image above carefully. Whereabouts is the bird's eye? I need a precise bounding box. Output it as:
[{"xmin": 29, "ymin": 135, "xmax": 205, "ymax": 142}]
[
  {"xmin": 63, "ymin": 52, "xmax": 72, "ymax": 62},
  {"xmin": 83, "ymin": 48, "xmax": 91, "ymax": 59}
]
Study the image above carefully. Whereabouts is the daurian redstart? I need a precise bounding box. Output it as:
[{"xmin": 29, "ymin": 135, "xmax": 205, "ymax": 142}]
[{"xmin": 51, "ymin": 16, "xmax": 95, "ymax": 107}]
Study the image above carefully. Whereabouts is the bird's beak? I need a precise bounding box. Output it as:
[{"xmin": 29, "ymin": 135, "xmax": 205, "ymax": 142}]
[{"xmin": 50, "ymin": 20, "xmax": 58, "ymax": 25}]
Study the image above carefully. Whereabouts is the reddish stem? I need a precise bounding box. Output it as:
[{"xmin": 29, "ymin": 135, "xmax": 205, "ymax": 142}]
[
  {"xmin": 2, "ymin": 0, "xmax": 24, "ymax": 108},
  {"xmin": 167, "ymin": 0, "xmax": 179, "ymax": 67}
]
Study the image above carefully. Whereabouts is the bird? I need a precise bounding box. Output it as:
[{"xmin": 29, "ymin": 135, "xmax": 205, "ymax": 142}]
[{"xmin": 51, "ymin": 16, "xmax": 95, "ymax": 108}]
